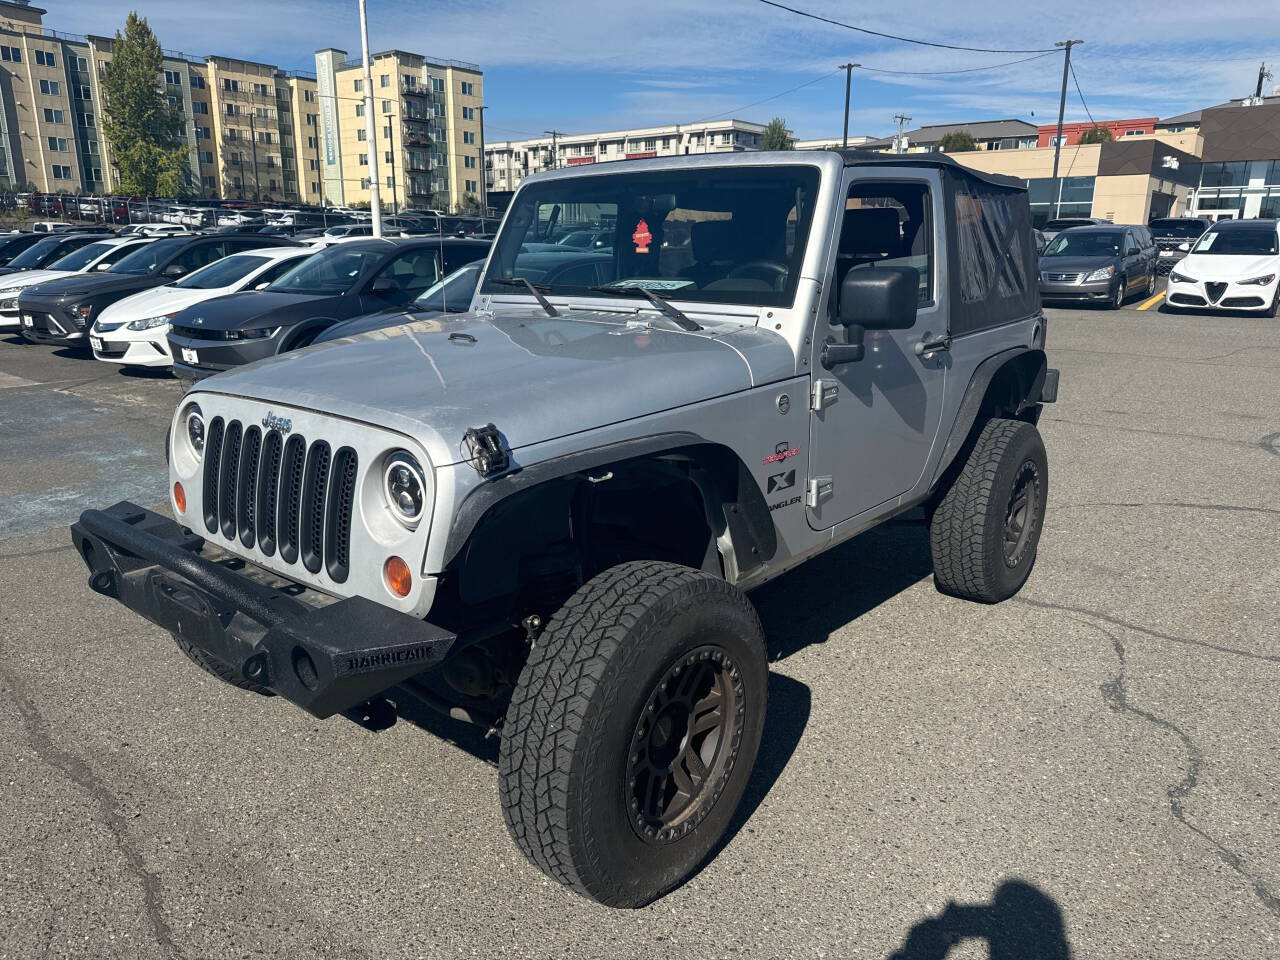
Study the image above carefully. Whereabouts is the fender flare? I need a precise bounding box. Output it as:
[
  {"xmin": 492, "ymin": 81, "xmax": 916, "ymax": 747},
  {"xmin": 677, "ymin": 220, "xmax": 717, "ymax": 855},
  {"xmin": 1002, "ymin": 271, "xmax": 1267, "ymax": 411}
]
[
  {"xmin": 441, "ymin": 432, "xmax": 777, "ymax": 577},
  {"xmin": 930, "ymin": 346, "xmax": 1046, "ymax": 487}
]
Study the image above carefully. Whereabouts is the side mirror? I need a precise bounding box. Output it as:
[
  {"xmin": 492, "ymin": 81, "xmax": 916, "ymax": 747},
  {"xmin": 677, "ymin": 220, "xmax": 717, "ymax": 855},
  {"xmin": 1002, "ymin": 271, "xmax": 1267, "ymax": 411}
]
[
  {"xmin": 824, "ymin": 266, "xmax": 919, "ymax": 368},
  {"xmin": 162, "ymin": 263, "xmax": 187, "ymax": 278},
  {"xmin": 1126, "ymin": 247, "xmax": 1139, "ymax": 257}
]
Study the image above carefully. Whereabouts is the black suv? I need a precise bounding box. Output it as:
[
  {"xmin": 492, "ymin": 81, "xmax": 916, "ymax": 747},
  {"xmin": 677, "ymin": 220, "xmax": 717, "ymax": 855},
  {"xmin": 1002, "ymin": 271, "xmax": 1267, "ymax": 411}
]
[
  {"xmin": 16, "ymin": 234, "xmax": 298, "ymax": 346},
  {"xmin": 0, "ymin": 232, "xmax": 48, "ymax": 267},
  {"xmin": 1039, "ymin": 224, "xmax": 1159, "ymax": 308},
  {"xmin": 0, "ymin": 233, "xmax": 105, "ymax": 278},
  {"xmin": 1149, "ymin": 217, "xmax": 1211, "ymax": 274},
  {"xmin": 167, "ymin": 237, "xmax": 486, "ymax": 379}
]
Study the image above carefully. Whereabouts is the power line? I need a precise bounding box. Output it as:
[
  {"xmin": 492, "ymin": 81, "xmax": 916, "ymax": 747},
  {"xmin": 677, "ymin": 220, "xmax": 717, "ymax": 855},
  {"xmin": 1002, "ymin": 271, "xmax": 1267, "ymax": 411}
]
[
  {"xmin": 859, "ymin": 50, "xmax": 1058, "ymax": 76},
  {"xmin": 688, "ymin": 69, "xmax": 840, "ymax": 124},
  {"xmin": 755, "ymin": 0, "xmax": 1057, "ymax": 54},
  {"xmin": 1069, "ymin": 61, "xmax": 1095, "ymax": 126}
]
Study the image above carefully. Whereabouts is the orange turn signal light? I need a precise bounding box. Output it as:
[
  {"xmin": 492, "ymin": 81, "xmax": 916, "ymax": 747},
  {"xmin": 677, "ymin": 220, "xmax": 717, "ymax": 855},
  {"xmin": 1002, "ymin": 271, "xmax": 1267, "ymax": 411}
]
[
  {"xmin": 384, "ymin": 556, "xmax": 412, "ymax": 597},
  {"xmin": 173, "ymin": 481, "xmax": 187, "ymax": 513}
]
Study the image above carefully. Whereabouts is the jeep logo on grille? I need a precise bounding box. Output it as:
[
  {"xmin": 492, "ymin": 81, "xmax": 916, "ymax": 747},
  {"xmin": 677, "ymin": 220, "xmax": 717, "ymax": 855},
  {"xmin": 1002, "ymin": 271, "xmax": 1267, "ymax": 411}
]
[{"xmin": 261, "ymin": 411, "xmax": 292, "ymax": 434}]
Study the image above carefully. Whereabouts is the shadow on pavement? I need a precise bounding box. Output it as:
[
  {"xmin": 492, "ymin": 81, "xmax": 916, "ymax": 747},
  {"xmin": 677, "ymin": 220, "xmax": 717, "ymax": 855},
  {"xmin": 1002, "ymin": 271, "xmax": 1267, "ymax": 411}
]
[{"xmin": 887, "ymin": 879, "xmax": 1073, "ymax": 960}]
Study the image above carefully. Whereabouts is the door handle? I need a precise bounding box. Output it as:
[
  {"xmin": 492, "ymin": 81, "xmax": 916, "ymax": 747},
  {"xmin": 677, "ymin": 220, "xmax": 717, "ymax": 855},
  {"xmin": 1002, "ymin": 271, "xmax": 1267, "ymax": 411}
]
[{"xmin": 914, "ymin": 332, "xmax": 951, "ymax": 357}]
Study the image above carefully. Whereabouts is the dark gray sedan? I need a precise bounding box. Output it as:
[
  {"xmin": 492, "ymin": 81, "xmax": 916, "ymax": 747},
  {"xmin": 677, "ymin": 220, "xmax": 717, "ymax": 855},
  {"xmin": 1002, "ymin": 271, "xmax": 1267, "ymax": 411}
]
[{"xmin": 1039, "ymin": 225, "xmax": 1158, "ymax": 309}]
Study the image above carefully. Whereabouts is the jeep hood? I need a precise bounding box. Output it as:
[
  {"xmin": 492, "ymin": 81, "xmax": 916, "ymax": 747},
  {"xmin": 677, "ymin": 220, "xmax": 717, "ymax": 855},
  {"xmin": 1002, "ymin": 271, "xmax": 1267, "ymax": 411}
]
[{"xmin": 194, "ymin": 308, "xmax": 795, "ymax": 467}]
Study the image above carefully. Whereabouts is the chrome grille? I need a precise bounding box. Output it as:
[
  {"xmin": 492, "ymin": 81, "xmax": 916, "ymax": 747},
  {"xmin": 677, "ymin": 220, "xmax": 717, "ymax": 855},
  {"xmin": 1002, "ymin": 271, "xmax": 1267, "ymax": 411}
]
[
  {"xmin": 202, "ymin": 419, "xmax": 356, "ymax": 584},
  {"xmin": 1043, "ymin": 272, "xmax": 1082, "ymax": 283}
]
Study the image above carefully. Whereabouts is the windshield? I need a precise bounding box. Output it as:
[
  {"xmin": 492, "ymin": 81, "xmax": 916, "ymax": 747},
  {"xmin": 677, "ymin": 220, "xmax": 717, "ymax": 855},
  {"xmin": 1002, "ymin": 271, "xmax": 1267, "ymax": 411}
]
[
  {"xmin": 1043, "ymin": 231, "xmax": 1124, "ymax": 258},
  {"xmin": 482, "ymin": 165, "xmax": 821, "ymax": 307},
  {"xmin": 266, "ymin": 247, "xmax": 383, "ymax": 295},
  {"xmin": 1149, "ymin": 219, "xmax": 1207, "ymax": 238},
  {"xmin": 48, "ymin": 240, "xmax": 115, "ymax": 272},
  {"xmin": 8, "ymin": 236, "xmax": 79, "ymax": 269},
  {"xmin": 413, "ymin": 261, "xmax": 482, "ymax": 313},
  {"xmin": 1192, "ymin": 227, "xmax": 1278, "ymax": 256},
  {"xmin": 174, "ymin": 254, "xmax": 270, "ymax": 289},
  {"xmin": 110, "ymin": 237, "xmax": 190, "ymax": 274}
]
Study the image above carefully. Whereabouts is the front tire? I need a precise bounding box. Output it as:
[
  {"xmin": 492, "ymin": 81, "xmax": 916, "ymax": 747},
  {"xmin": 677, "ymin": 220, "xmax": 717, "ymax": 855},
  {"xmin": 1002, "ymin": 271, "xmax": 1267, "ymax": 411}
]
[
  {"xmin": 499, "ymin": 561, "xmax": 768, "ymax": 907},
  {"xmin": 1109, "ymin": 279, "xmax": 1125, "ymax": 309},
  {"xmin": 929, "ymin": 418, "xmax": 1048, "ymax": 603}
]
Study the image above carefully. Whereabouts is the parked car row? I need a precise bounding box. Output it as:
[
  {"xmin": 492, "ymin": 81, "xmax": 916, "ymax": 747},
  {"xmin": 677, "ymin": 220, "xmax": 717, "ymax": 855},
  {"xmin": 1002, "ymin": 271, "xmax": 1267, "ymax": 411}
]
[{"xmin": 3, "ymin": 230, "xmax": 496, "ymax": 377}]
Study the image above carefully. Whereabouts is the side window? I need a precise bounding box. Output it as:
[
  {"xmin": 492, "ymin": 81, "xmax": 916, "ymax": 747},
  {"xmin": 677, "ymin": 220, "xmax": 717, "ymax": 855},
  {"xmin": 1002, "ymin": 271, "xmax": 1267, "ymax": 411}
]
[
  {"xmin": 98, "ymin": 243, "xmax": 145, "ymax": 267},
  {"xmin": 547, "ymin": 260, "xmax": 599, "ymax": 286},
  {"xmin": 371, "ymin": 249, "xmax": 440, "ymax": 299},
  {"xmin": 251, "ymin": 257, "xmax": 303, "ymax": 288},
  {"xmin": 441, "ymin": 244, "xmax": 488, "ymax": 275},
  {"xmin": 834, "ymin": 181, "xmax": 933, "ymax": 314},
  {"xmin": 171, "ymin": 241, "xmax": 226, "ymax": 273}
]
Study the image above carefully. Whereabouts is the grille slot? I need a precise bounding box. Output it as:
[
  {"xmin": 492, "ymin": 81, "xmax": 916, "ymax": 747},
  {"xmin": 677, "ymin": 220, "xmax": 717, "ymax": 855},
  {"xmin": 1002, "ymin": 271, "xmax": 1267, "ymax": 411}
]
[
  {"xmin": 202, "ymin": 417, "xmax": 225, "ymax": 533},
  {"xmin": 199, "ymin": 416, "xmax": 362, "ymax": 585},
  {"xmin": 256, "ymin": 430, "xmax": 283, "ymax": 556},
  {"xmin": 325, "ymin": 448, "xmax": 358, "ymax": 583},
  {"xmin": 299, "ymin": 442, "xmax": 331, "ymax": 574},
  {"xmin": 236, "ymin": 426, "xmax": 261, "ymax": 548},
  {"xmin": 279, "ymin": 434, "xmax": 307, "ymax": 565},
  {"xmin": 218, "ymin": 421, "xmax": 242, "ymax": 540}
]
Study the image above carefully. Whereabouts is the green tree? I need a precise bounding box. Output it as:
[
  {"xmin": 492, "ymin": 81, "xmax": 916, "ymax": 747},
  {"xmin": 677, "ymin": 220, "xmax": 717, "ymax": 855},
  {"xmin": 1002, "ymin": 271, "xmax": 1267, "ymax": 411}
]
[
  {"xmin": 458, "ymin": 192, "xmax": 483, "ymax": 214},
  {"xmin": 1078, "ymin": 125, "xmax": 1113, "ymax": 144},
  {"xmin": 938, "ymin": 130, "xmax": 978, "ymax": 153},
  {"xmin": 762, "ymin": 117, "xmax": 793, "ymax": 151},
  {"xmin": 101, "ymin": 12, "xmax": 190, "ymax": 197}
]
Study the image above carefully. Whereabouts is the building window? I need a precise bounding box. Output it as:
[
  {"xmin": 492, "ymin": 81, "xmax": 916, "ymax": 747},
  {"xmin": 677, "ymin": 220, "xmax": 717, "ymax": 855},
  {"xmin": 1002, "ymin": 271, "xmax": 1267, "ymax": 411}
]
[
  {"xmin": 164, "ymin": 69, "xmax": 181, "ymax": 85},
  {"xmin": 228, "ymin": 128, "xmax": 240, "ymax": 140},
  {"xmin": 355, "ymin": 103, "xmax": 364, "ymax": 117},
  {"xmin": 192, "ymin": 101, "xmax": 208, "ymax": 114},
  {"xmin": 462, "ymin": 130, "xmax": 475, "ymax": 145},
  {"xmin": 36, "ymin": 50, "xmax": 56, "ymax": 68},
  {"xmin": 381, "ymin": 99, "xmax": 391, "ymax": 114},
  {"xmin": 357, "ymin": 128, "xmax": 366, "ymax": 141},
  {"xmin": 465, "ymin": 179, "xmax": 477, "ymax": 192},
  {"xmin": 77, "ymin": 84, "xmax": 91, "ymax": 100},
  {"xmin": 251, "ymin": 82, "xmax": 269, "ymax": 97},
  {"xmin": 384, "ymin": 150, "xmax": 393, "ymax": 164},
  {"xmin": 51, "ymin": 164, "xmax": 72, "ymax": 180},
  {"xmin": 431, "ymin": 76, "xmax": 445, "ymax": 93},
  {"xmin": 76, "ymin": 56, "xmax": 88, "ymax": 72},
  {"xmin": 196, "ymin": 126, "xmax": 210, "ymax": 139},
  {"xmin": 1124, "ymin": 129, "xmax": 1145, "ymax": 137},
  {"xmin": 199, "ymin": 150, "xmax": 213, "ymax": 164},
  {"xmin": 464, "ymin": 155, "xmax": 477, "ymax": 168},
  {"xmin": 462, "ymin": 106, "xmax": 475, "ymax": 120},
  {"xmin": 225, "ymin": 104, "xmax": 237, "ymax": 116},
  {"xmin": 380, "ymin": 74, "xmax": 390, "ymax": 88},
  {"xmin": 167, "ymin": 96, "xmax": 178, "ymax": 107},
  {"xmin": 84, "ymin": 112, "xmax": 94, "ymax": 127},
  {"xmin": 39, "ymin": 79, "xmax": 60, "ymax": 96},
  {"xmin": 1, "ymin": 47, "xmax": 21, "ymax": 63},
  {"xmin": 360, "ymin": 177, "xmax": 370, "ymax": 189},
  {"xmin": 87, "ymin": 167, "xmax": 102, "ymax": 182},
  {"xmin": 43, "ymin": 108, "xmax": 65, "ymax": 124},
  {"xmin": 308, "ymin": 157, "xmax": 317, "ymax": 170},
  {"xmin": 358, "ymin": 153, "xmax": 368, "ymax": 165},
  {"xmin": 307, "ymin": 135, "xmax": 317, "ymax": 149},
  {"xmin": 354, "ymin": 78, "xmax": 363, "ymax": 92},
  {"xmin": 223, "ymin": 78, "xmax": 238, "ymax": 92},
  {"xmin": 87, "ymin": 141, "xmax": 99, "ymax": 154},
  {"xmin": 47, "ymin": 136, "xmax": 68, "ymax": 151},
  {"xmin": 191, "ymin": 73, "xmax": 205, "ymax": 89},
  {"xmin": 382, "ymin": 125, "xmax": 391, "ymax": 139},
  {"xmin": 461, "ymin": 81, "xmax": 474, "ymax": 96}
]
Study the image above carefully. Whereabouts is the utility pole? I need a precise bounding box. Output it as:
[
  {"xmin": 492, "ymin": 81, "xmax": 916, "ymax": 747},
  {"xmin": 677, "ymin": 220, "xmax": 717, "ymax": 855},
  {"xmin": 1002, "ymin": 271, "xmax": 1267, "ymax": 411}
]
[
  {"xmin": 386, "ymin": 118, "xmax": 399, "ymax": 214},
  {"xmin": 477, "ymin": 104, "xmax": 487, "ymax": 214},
  {"xmin": 358, "ymin": 0, "xmax": 382, "ymax": 236},
  {"xmin": 544, "ymin": 129, "xmax": 563, "ymax": 171},
  {"xmin": 839, "ymin": 63, "xmax": 860, "ymax": 149},
  {"xmin": 248, "ymin": 111, "xmax": 261, "ymax": 202},
  {"xmin": 1049, "ymin": 39, "xmax": 1083, "ymax": 221},
  {"xmin": 1255, "ymin": 62, "xmax": 1272, "ymax": 98},
  {"xmin": 893, "ymin": 113, "xmax": 911, "ymax": 154},
  {"xmin": 312, "ymin": 116, "xmax": 326, "ymax": 225}
]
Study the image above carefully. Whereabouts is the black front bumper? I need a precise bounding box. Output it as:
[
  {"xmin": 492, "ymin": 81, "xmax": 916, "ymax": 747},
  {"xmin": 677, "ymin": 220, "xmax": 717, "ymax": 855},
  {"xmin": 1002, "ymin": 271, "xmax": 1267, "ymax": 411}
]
[
  {"xmin": 18, "ymin": 300, "xmax": 86, "ymax": 344},
  {"xmin": 167, "ymin": 329, "xmax": 284, "ymax": 380},
  {"xmin": 71, "ymin": 502, "xmax": 456, "ymax": 719}
]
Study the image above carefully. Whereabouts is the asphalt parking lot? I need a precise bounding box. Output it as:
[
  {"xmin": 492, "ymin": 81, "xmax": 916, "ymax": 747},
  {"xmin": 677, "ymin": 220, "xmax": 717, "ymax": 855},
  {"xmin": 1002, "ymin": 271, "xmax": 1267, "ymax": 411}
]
[{"xmin": 1, "ymin": 305, "xmax": 1277, "ymax": 959}]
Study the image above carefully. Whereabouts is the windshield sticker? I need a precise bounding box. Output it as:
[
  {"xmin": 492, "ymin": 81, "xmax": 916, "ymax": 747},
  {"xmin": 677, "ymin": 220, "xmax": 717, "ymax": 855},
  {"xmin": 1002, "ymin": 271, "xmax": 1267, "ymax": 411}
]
[
  {"xmin": 632, "ymin": 219, "xmax": 652, "ymax": 254},
  {"xmin": 1195, "ymin": 233, "xmax": 1217, "ymax": 251},
  {"xmin": 601, "ymin": 278, "xmax": 695, "ymax": 292}
]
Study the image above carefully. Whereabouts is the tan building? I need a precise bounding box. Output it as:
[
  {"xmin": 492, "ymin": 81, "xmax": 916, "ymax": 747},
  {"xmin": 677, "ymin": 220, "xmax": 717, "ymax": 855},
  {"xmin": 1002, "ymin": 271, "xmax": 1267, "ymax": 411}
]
[{"xmin": 316, "ymin": 47, "xmax": 483, "ymax": 213}]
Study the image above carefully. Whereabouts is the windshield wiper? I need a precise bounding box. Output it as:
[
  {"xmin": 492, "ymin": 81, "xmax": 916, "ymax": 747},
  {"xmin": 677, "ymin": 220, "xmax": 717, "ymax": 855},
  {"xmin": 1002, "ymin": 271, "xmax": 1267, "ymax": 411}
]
[
  {"xmin": 586, "ymin": 285, "xmax": 702, "ymax": 331},
  {"xmin": 490, "ymin": 276, "xmax": 558, "ymax": 317}
]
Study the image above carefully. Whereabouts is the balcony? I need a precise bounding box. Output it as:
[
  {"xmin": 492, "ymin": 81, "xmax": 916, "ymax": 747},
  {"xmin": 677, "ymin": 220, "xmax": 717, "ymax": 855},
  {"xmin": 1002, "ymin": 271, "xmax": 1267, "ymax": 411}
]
[{"xmin": 401, "ymin": 82, "xmax": 430, "ymax": 97}]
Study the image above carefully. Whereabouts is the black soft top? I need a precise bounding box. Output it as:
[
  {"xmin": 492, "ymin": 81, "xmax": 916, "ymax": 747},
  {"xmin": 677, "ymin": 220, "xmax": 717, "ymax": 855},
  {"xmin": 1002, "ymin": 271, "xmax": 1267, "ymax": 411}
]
[{"xmin": 840, "ymin": 148, "xmax": 1027, "ymax": 192}]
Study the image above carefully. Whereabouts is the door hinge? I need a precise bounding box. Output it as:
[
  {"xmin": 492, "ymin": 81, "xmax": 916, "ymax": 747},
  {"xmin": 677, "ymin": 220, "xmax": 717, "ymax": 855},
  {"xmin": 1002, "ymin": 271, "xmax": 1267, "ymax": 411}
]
[
  {"xmin": 811, "ymin": 379, "xmax": 838, "ymax": 411},
  {"xmin": 807, "ymin": 476, "xmax": 833, "ymax": 508}
]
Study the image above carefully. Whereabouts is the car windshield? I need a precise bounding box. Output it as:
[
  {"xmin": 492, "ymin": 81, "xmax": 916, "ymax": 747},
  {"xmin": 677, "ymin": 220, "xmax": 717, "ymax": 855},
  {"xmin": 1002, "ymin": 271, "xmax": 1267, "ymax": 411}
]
[
  {"xmin": 266, "ymin": 246, "xmax": 383, "ymax": 295},
  {"xmin": 481, "ymin": 165, "xmax": 821, "ymax": 307},
  {"xmin": 1192, "ymin": 227, "xmax": 1278, "ymax": 256},
  {"xmin": 413, "ymin": 261, "xmax": 482, "ymax": 313},
  {"xmin": 1043, "ymin": 231, "xmax": 1124, "ymax": 257},
  {"xmin": 110, "ymin": 237, "xmax": 191, "ymax": 274},
  {"xmin": 48, "ymin": 240, "xmax": 115, "ymax": 272},
  {"xmin": 174, "ymin": 254, "xmax": 270, "ymax": 289},
  {"xmin": 7, "ymin": 236, "xmax": 76, "ymax": 268},
  {"xmin": 1149, "ymin": 219, "xmax": 1208, "ymax": 238}
]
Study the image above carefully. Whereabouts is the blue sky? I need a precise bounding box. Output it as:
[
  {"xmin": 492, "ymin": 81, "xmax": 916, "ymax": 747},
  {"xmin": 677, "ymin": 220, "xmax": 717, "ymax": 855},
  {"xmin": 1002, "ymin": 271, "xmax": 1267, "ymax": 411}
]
[{"xmin": 58, "ymin": 1, "xmax": 1280, "ymax": 140}]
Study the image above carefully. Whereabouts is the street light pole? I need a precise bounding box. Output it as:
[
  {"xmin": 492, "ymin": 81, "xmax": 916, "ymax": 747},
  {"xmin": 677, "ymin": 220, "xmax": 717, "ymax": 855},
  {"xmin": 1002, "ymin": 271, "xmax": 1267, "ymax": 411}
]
[
  {"xmin": 1049, "ymin": 39, "xmax": 1083, "ymax": 221},
  {"xmin": 477, "ymin": 104, "xmax": 487, "ymax": 214},
  {"xmin": 312, "ymin": 116, "xmax": 326, "ymax": 226},
  {"xmin": 249, "ymin": 111, "xmax": 261, "ymax": 202},
  {"xmin": 839, "ymin": 62, "xmax": 860, "ymax": 150},
  {"xmin": 386, "ymin": 117, "xmax": 398, "ymax": 214},
  {"xmin": 358, "ymin": 0, "xmax": 382, "ymax": 237}
]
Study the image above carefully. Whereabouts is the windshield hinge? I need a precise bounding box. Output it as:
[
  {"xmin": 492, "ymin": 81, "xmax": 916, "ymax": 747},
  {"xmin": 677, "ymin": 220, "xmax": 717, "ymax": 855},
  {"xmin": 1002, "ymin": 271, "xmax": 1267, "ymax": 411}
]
[{"xmin": 811, "ymin": 380, "xmax": 838, "ymax": 412}]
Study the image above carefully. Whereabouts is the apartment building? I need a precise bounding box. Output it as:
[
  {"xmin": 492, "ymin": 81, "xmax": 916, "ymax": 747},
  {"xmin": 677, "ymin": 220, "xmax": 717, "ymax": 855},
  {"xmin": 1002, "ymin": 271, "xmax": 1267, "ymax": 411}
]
[
  {"xmin": 485, "ymin": 119, "xmax": 776, "ymax": 195},
  {"xmin": 315, "ymin": 47, "xmax": 483, "ymax": 213},
  {"xmin": 861, "ymin": 118, "xmax": 1039, "ymax": 154}
]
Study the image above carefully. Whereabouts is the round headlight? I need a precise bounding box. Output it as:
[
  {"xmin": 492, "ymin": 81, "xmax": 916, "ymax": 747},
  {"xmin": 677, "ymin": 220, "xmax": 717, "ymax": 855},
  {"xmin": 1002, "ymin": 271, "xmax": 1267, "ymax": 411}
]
[
  {"xmin": 186, "ymin": 405, "xmax": 205, "ymax": 457},
  {"xmin": 383, "ymin": 451, "xmax": 425, "ymax": 525}
]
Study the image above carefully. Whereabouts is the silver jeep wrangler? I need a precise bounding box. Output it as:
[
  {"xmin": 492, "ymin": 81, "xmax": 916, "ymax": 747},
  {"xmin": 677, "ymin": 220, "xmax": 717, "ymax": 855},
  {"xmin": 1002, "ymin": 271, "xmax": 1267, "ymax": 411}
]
[{"xmin": 73, "ymin": 151, "xmax": 1058, "ymax": 907}]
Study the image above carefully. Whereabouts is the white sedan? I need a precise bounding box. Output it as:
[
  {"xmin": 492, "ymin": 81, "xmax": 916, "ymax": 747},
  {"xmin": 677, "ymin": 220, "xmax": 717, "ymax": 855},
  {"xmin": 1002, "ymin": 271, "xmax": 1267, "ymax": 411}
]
[
  {"xmin": 89, "ymin": 246, "xmax": 315, "ymax": 368},
  {"xmin": 1165, "ymin": 219, "xmax": 1280, "ymax": 316},
  {"xmin": 0, "ymin": 236, "xmax": 156, "ymax": 329}
]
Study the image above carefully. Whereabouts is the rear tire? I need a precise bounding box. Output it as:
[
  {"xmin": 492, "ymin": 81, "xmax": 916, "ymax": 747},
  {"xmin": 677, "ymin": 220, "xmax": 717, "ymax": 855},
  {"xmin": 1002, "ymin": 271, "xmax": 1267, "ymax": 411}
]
[
  {"xmin": 929, "ymin": 418, "xmax": 1048, "ymax": 603},
  {"xmin": 499, "ymin": 561, "xmax": 767, "ymax": 907},
  {"xmin": 171, "ymin": 632, "xmax": 274, "ymax": 695}
]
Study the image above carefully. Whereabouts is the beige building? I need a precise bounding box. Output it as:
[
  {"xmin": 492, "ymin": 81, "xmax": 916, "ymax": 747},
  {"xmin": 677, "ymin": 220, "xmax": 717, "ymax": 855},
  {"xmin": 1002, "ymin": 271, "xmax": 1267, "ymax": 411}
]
[{"xmin": 315, "ymin": 47, "xmax": 483, "ymax": 213}]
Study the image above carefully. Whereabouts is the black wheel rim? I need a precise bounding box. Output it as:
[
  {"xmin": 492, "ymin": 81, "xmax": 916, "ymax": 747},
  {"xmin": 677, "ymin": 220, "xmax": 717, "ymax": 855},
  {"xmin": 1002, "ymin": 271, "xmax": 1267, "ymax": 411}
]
[
  {"xmin": 626, "ymin": 645, "xmax": 745, "ymax": 844},
  {"xmin": 1003, "ymin": 459, "xmax": 1041, "ymax": 566}
]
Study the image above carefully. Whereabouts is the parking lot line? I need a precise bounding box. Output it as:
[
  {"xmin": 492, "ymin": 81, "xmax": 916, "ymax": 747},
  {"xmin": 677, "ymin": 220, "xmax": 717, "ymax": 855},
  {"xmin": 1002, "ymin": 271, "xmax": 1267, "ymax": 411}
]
[{"xmin": 1138, "ymin": 291, "xmax": 1165, "ymax": 311}]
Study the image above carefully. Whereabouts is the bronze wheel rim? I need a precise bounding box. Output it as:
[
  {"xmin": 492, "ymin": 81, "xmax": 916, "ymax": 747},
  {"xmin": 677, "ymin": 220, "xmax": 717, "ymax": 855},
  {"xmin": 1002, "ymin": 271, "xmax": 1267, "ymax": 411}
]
[
  {"xmin": 1003, "ymin": 460, "xmax": 1042, "ymax": 566},
  {"xmin": 626, "ymin": 645, "xmax": 745, "ymax": 844}
]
